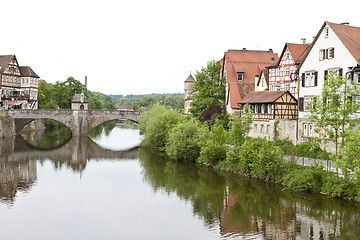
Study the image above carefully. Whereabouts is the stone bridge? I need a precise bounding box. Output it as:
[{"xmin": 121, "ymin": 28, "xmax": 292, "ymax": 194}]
[{"xmin": 7, "ymin": 109, "xmax": 143, "ymax": 137}]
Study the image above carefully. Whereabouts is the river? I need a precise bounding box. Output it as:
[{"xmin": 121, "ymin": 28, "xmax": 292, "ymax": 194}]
[{"xmin": 1, "ymin": 121, "xmax": 360, "ymax": 240}]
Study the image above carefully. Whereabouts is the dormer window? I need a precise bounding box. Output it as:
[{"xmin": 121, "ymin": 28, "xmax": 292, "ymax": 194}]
[
  {"xmin": 237, "ymin": 72, "xmax": 244, "ymax": 82},
  {"xmin": 325, "ymin": 26, "xmax": 329, "ymax": 38}
]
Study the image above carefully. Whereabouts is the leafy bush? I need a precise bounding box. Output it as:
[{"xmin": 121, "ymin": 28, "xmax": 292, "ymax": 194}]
[
  {"xmin": 165, "ymin": 119, "xmax": 202, "ymax": 161},
  {"xmin": 197, "ymin": 124, "xmax": 227, "ymax": 164},
  {"xmin": 295, "ymin": 139, "xmax": 330, "ymax": 160},
  {"xmin": 283, "ymin": 165, "xmax": 324, "ymax": 192},
  {"xmin": 223, "ymin": 138, "xmax": 284, "ymax": 182},
  {"xmin": 139, "ymin": 103, "xmax": 182, "ymax": 150}
]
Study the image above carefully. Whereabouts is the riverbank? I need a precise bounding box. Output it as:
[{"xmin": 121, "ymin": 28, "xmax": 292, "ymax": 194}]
[{"xmin": 138, "ymin": 104, "xmax": 360, "ymax": 202}]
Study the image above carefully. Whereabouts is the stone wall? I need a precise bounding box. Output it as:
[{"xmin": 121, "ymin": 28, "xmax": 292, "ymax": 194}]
[{"xmin": 248, "ymin": 119, "xmax": 297, "ymax": 143}]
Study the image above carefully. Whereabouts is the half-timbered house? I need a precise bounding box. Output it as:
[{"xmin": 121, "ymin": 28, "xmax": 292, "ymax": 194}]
[
  {"xmin": 0, "ymin": 55, "xmax": 40, "ymax": 109},
  {"xmin": 19, "ymin": 66, "xmax": 40, "ymax": 109},
  {"xmin": 267, "ymin": 42, "xmax": 310, "ymax": 98},
  {"xmin": 239, "ymin": 90, "xmax": 298, "ymax": 141}
]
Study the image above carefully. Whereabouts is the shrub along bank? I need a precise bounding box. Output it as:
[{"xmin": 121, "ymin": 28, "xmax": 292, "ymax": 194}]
[{"xmin": 139, "ymin": 104, "xmax": 360, "ymax": 201}]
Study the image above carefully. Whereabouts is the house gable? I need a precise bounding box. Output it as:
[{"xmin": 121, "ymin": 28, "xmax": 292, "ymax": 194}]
[{"xmin": 223, "ymin": 49, "xmax": 278, "ymax": 113}]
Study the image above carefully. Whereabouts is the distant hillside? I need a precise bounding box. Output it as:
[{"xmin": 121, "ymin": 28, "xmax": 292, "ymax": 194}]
[{"xmin": 108, "ymin": 93, "xmax": 183, "ymax": 105}]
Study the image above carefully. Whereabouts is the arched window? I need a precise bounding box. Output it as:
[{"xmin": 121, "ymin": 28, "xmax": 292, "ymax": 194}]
[{"xmin": 80, "ymin": 104, "xmax": 84, "ymax": 110}]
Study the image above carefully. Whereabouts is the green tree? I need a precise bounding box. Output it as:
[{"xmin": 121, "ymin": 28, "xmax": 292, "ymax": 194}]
[
  {"xmin": 308, "ymin": 71, "xmax": 360, "ymax": 155},
  {"xmin": 189, "ymin": 60, "xmax": 226, "ymax": 121},
  {"xmin": 337, "ymin": 128, "xmax": 360, "ymax": 182},
  {"xmin": 165, "ymin": 118, "xmax": 202, "ymax": 161},
  {"xmin": 139, "ymin": 103, "xmax": 182, "ymax": 150},
  {"xmin": 228, "ymin": 104, "xmax": 253, "ymax": 146}
]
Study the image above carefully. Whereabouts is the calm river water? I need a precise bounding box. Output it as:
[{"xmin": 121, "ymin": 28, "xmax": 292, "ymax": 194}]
[{"xmin": 1, "ymin": 122, "xmax": 360, "ymax": 240}]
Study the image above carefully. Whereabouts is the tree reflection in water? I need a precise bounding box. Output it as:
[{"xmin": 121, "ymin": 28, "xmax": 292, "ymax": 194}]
[
  {"xmin": 1, "ymin": 128, "xmax": 360, "ymax": 239},
  {"xmin": 138, "ymin": 148, "xmax": 360, "ymax": 240}
]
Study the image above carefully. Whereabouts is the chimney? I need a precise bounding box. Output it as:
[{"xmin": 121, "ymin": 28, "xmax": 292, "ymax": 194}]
[
  {"xmin": 85, "ymin": 76, "xmax": 87, "ymax": 89},
  {"xmin": 301, "ymin": 38, "xmax": 306, "ymax": 44},
  {"xmin": 242, "ymin": 48, "xmax": 247, "ymax": 51},
  {"xmin": 269, "ymin": 48, "xmax": 273, "ymax": 53}
]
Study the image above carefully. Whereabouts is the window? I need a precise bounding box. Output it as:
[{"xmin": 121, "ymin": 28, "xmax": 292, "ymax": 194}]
[
  {"xmin": 261, "ymin": 125, "xmax": 264, "ymax": 133},
  {"xmin": 276, "ymin": 68, "xmax": 280, "ymax": 76},
  {"xmin": 271, "ymin": 84, "xmax": 280, "ymax": 91},
  {"xmin": 267, "ymin": 125, "xmax": 270, "ymax": 134},
  {"xmin": 267, "ymin": 104, "xmax": 272, "ymax": 114},
  {"xmin": 237, "ymin": 72, "xmax": 243, "ymax": 81},
  {"xmin": 305, "ymin": 72, "xmax": 316, "ymax": 86},
  {"xmin": 304, "ymin": 96, "xmax": 314, "ymax": 111},
  {"xmin": 328, "ymin": 47, "xmax": 334, "ymax": 59},
  {"xmin": 285, "ymin": 67, "xmax": 290, "ymax": 76},
  {"xmin": 254, "ymin": 124, "xmax": 258, "ymax": 132},
  {"xmin": 319, "ymin": 49, "xmax": 325, "ymax": 61},
  {"xmin": 271, "ymin": 69, "xmax": 276, "ymax": 77},
  {"xmin": 285, "ymin": 52, "xmax": 290, "ymax": 59},
  {"xmin": 353, "ymin": 96, "xmax": 360, "ymax": 112},
  {"xmin": 261, "ymin": 77, "xmax": 265, "ymax": 87},
  {"xmin": 354, "ymin": 71, "xmax": 360, "ymax": 84},
  {"xmin": 304, "ymin": 123, "xmax": 308, "ymax": 136},
  {"xmin": 261, "ymin": 104, "xmax": 266, "ymax": 114},
  {"xmin": 285, "ymin": 83, "xmax": 290, "ymax": 91},
  {"xmin": 325, "ymin": 26, "xmax": 329, "ymax": 38},
  {"xmin": 309, "ymin": 124, "xmax": 313, "ymax": 136}
]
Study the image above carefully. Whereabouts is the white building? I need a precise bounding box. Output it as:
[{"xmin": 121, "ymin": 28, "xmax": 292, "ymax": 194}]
[{"xmin": 297, "ymin": 21, "xmax": 360, "ymax": 142}]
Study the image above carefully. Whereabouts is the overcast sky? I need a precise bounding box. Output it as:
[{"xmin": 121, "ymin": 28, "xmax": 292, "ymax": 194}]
[{"xmin": 1, "ymin": 0, "xmax": 359, "ymax": 95}]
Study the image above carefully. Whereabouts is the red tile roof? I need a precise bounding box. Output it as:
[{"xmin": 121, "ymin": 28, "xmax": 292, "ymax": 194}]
[
  {"xmin": 297, "ymin": 21, "xmax": 360, "ymax": 72},
  {"xmin": 327, "ymin": 21, "xmax": 360, "ymax": 64},
  {"xmin": 115, "ymin": 105, "xmax": 133, "ymax": 110},
  {"xmin": 224, "ymin": 49, "xmax": 278, "ymax": 109}
]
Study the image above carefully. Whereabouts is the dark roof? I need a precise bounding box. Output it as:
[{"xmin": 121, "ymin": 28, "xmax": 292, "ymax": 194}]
[
  {"xmin": 184, "ymin": 74, "xmax": 195, "ymax": 83},
  {"xmin": 238, "ymin": 90, "xmax": 290, "ymax": 104},
  {"xmin": 71, "ymin": 94, "xmax": 88, "ymax": 103},
  {"xmin": 0, "ymin": 55, "xmax": 15, "ymax": 74},
  {"xmin": 19, "ymin": 66, "xmax": 40, "ymax": 78}
]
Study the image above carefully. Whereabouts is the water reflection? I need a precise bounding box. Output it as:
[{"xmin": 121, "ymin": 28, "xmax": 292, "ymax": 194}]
[
  {"xmin": 0, "ymin": 134, "xmax": 138, "ymax": 204},
  {"xmin": 1, "ymin": 128, "xmax": 360, "ymax": 239},
  {"xmin": 138, "ymin": 148, "xmax": 360, "ymax": 240}
]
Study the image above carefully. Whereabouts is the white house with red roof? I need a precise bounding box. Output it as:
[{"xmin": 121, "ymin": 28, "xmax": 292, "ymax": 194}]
[{"xmin": 297, "ymin": 21, "xmax": 360, "ymax": 141}]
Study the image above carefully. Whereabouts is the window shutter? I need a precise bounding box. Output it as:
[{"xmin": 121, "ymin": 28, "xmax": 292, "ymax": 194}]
[
  {"xmin": 314, "ymin": 71, "xmax": 318, "ymax": 86},
  {"xmin": 339, "ymin": 68, "xmax": 343, "ymax": 77},
  {"xmin": 302, "ymin": 73, "xmax": 305, "ymax": 87},
  {"xmin": 324, "ymin": 70, "xmax": 328, "ymax": 80},
  {"xmin": 332, "ymin": 48, "xmax": 335, "ymax": 58},
  {"xmin": 299, "ymin": 97, "xmax": 304, "ymax": 112},
  {"xmin": 326, "ymin": 49, "xmax": 328, "ymax": 59},
  {"xmin": 323, "ymin": 49, "xmax": 325, "ymax": 60}
]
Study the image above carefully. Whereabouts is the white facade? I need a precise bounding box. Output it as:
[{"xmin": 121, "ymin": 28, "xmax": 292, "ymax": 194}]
[{"xmin": 298, "ymin": 23, "xmax": 358, "ymax": 120}]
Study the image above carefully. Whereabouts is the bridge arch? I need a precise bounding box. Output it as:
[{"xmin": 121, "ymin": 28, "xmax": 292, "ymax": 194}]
[
  {"xmin": 9, "ymin": 109, "xmax": 143, "ymax": 137},
  {"xmin": 86, "ymin": 115, "xmax": 140, "ymax": 134}
]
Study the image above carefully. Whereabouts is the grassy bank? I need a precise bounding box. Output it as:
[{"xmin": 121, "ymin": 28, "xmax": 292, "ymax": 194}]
[{"xmin": 139, "ymin": 104, "xmax": 360, "ymax": 201}]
